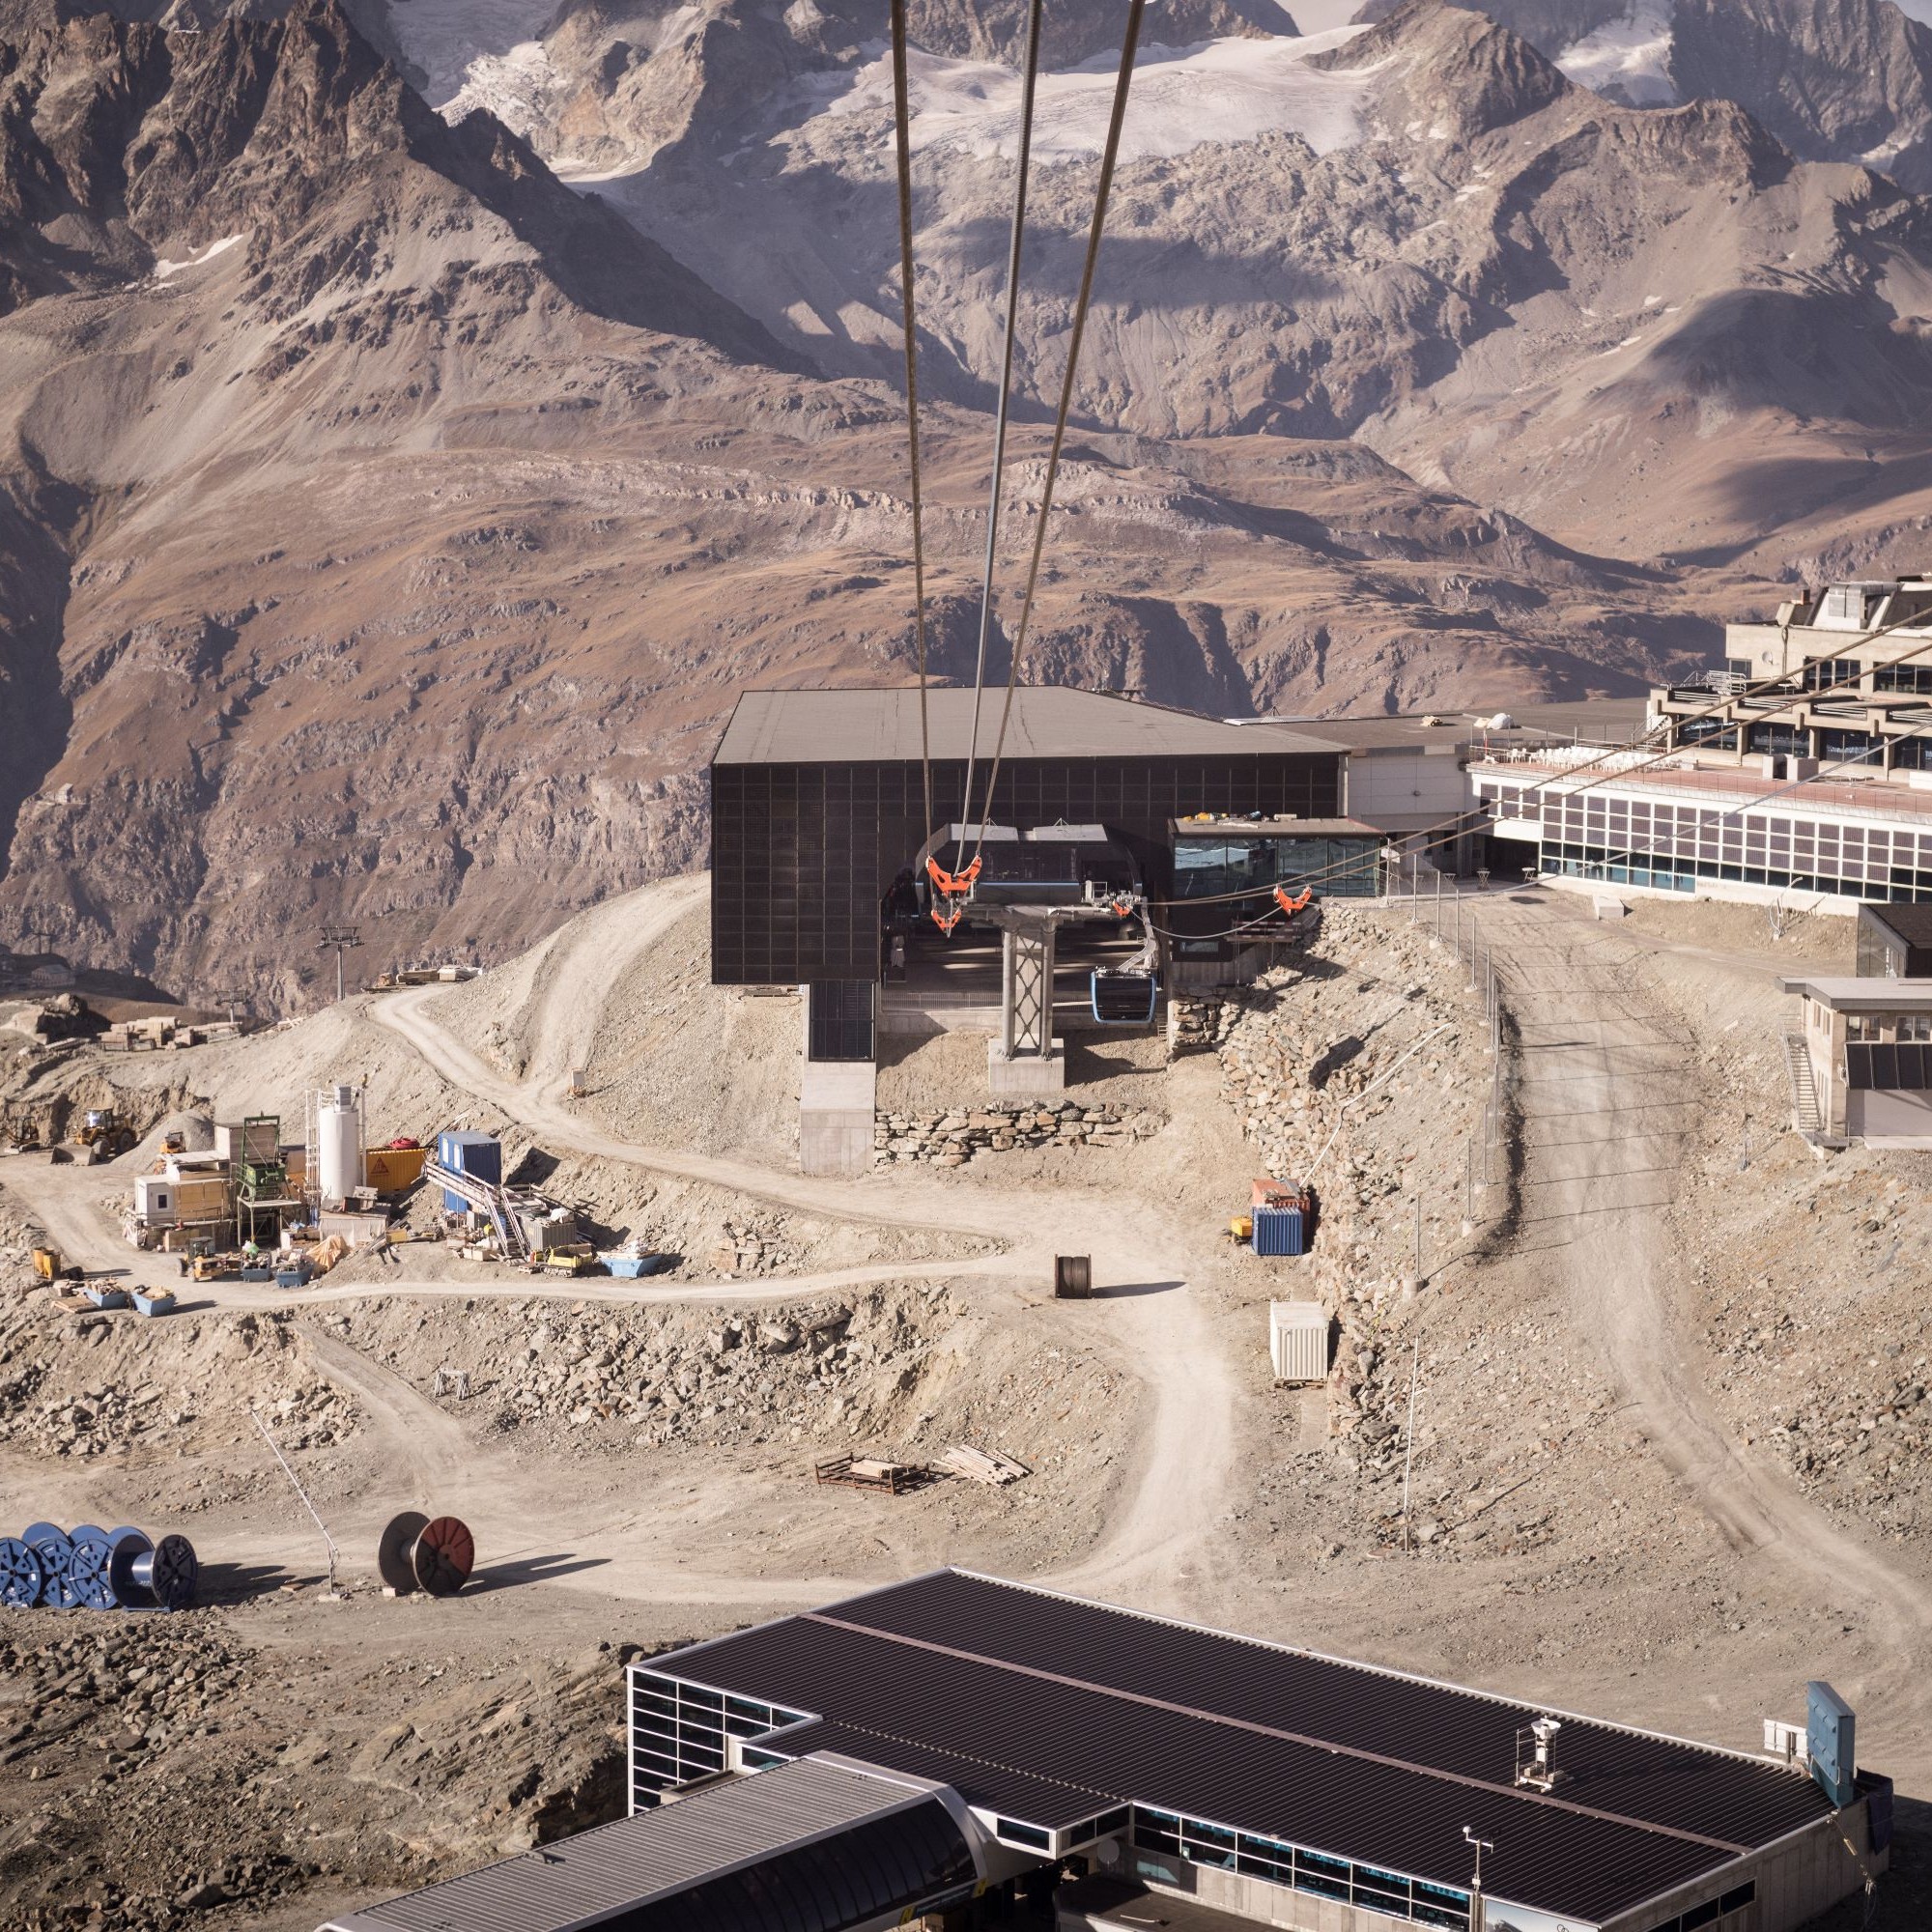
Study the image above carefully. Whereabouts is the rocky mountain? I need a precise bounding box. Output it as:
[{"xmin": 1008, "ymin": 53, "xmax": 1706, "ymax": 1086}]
[
  {"xmin": 8, "ymin": 0, "xmax": 1932, "ymax": 1005},
  {"xmin": 1451, "ymin": 0, "xmax": 1932, "ymax": 191},
  {"xmin": 450, "ymin": 0, "xmax": 1932, "ymax": 549}
]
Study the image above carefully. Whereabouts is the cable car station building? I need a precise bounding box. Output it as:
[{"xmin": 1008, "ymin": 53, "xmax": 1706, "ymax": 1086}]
[
  {"xmin": 326, "ymin": 1571, "xmax": 1889, "ymax": 1932},
  {"xmin": 709, "ymin": 687, "xmax": 1363, "ymax": 1170}
]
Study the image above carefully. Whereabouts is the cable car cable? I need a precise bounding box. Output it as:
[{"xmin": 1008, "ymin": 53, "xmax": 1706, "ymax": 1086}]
[
  {"xmin": 888, "ymin": 0, "xmax": 936, "ymax": 844},
  {"xmin": 958, "ymin": 0, "xmax": 1046, "ymax": 859},
  {"xmin": 970, "ymin": 0, "xmax": 1146, "ymax": 875}
]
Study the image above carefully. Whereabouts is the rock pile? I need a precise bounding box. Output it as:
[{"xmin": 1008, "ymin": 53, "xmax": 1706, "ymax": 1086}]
[
  {"xmin": 875, "ymin": 1101, "xmax": 1160, "ymax": 1164},
  {"xmin": 411, "ymin": 1286, "xmax": 950, "ymax": 1450},
  {"xmin": 704, "ymin": 1214, "xmax": 802, "ymax": 1276},
  {"xmin": 1712, "ymin": 1305, "xmax": 1931, "ymax": 1540},
  {"xmin": 0, "ymin": 1300, "xmax": 355, "ymax": 1460},
  {"xmin": 0, "ymin": 1619, "xmax": 316, "ymax": 1931},
  {"xmin": 1211, "ymin": 906, "xmax": 1493, "ymax": 1314}
]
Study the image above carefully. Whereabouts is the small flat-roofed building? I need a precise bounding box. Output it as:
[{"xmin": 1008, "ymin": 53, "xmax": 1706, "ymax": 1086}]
[{"xmin": 1779, "ymin": 974, "xmax": 1932, "ymax": 1144}]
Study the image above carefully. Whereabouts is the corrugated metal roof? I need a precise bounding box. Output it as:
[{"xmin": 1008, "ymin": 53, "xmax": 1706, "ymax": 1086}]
[
  {"xmin": 711, "ymin": 688, "xmax": 1345, "ymax": 765},
  {"xmin": 770, "ymin": 1719, "xmax": 1112, "ymax": 1829},
  {"xmin": 651, "ymin": 1573, "xmax": 1831, "ymax": 1926},
  {"xmin": 322, "ymin": 1757, "xmax": 955, "ymax": 1932}
]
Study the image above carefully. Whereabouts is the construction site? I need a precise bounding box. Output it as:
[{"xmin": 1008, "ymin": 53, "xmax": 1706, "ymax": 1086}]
[
  {"xmin": 0, "ymin": 812, "xmax": 1927, "ymax": 1928},
  {"xmin": 5, "ymin": 5, "xmax": 1932, "ymax": 1928}
]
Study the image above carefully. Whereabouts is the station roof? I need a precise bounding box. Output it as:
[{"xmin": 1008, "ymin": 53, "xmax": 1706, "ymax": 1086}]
[
  {"xmin": 322, "ymin": 1755, "xmax": 971, "ymax": 1932},
  {"xmin": 1170, "ymin": 816, "xmax": 1381, "ymax": 838},
  {"xmin": 712, "ymin": 688, "xmax": 1344, "ymax": 765},
  {"xmin": 1236, "ymin": 700, "xmax": 1646, "ymax": 755},
  {"xmin": 1777, "ymin": 975, "xmax": 1932, "ymax": 1010},
  {"xmin": 645, "ymin": 1571, "xmax": 1833, "ymax": 1928}
]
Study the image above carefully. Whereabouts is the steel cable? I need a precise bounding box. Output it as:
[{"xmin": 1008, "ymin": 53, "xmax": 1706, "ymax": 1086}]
[
  {"xmin": 957, "ymin": 0, "xmax": 1046, "ymax": 857},
  {"xmin": 889, "ymin": 0, "xmax": 936, "ymax": 843},
  {"xmin": 969, "ymin": 0, "xmax": 1147, "ymax": 874}
]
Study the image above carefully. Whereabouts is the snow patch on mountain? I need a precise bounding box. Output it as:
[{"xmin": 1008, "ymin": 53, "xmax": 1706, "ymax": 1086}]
[
  {"xmin": 442, "ymin": 38, "xmax": 566, "ymax": 135},
  {"xmin": 822, "ymin": 28, "xmax": 1380, "ymax": 164},
  {"xmin": 386, "ymin": 0, "xmax": 560, "ymax": 112},
  {"xmin": 1555, "ymin": 2, "xmax": 1679, "ymax": 108},
  {"xmin": 152, "ymin": 233, "xmax": 244, "ymax": 283}
]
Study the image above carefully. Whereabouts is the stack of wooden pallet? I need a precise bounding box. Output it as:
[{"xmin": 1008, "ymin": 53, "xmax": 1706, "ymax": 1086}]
[{"xmin": 940, "ymin": 1443, "xmax": 1030, "ymax": 1487}]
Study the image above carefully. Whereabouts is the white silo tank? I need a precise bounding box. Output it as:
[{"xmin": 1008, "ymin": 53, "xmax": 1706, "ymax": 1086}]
[{"xmin": 317, "ymin": 1084, "xmax": 362, "ymax": 1208}]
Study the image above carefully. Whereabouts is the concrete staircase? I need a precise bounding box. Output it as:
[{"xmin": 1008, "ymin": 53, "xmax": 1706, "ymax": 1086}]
[{"xmin": 1782, "ymin": 1032, "xmax": 1825, "ymax": 1139}]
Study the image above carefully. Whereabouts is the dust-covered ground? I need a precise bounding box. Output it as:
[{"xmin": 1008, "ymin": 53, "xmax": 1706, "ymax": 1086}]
[{"xmin": 2, "ymin": 879, "xmax": 1928, "ymax": 1930}]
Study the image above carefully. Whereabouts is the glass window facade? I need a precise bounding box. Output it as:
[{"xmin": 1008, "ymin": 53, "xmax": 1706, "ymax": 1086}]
[
  {"xmin": 1172, "ymin": 833, "xmax": 1381, "ymax": 901},
  {"xmin": 1746, "ymin": 722, "xmax": 1810, "ymax": 757},
  {"xmin": 1518, "ymin": 788, "xmax": 1932, "ymax": 902},
  {"xmin": 1130, "ymin": 1805, "xmax": 1470, "ymax": 1928},
  {"xmin": 1644, "ymin": 1882, "xmax": 1755, "ymax": 1932},
  {"xmin": 630, "ymin": 1672, "xmax": 810, "ymax": 1803}
]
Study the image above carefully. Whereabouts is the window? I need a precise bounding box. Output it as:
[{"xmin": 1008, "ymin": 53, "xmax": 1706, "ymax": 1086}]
[
  {"xmin": 1719, "ymin": 1882, "xmax": 1757, "ymax": 1912},
  {"xmin": 1875, "ymin": 662, "xmax": 1932, "ymax": 696},
  {"xmin": 1065, "ymin": 1806, "xmax": 1130, "ymax": 1846},
  {"xmin": 1682, "ymin": 1899, "xmax": 1722, "ymax": 1929},
  {"xmin": 1180, "ymin": 1818, "xmax": 1236, "ymax": 1868},
  {"xmin": 1296, "ymin": 1850, "xmax": 1351, "ymax": 1901},
  {"xmin": 1803, "ymin": 658, "xmax": 1864, "ymax": 691},
  {"xmin": 1747, "ymin": 722, "xmax": 1809, "ymax": 757},
  {"xmin": 1849, "ymin": 1015, "xmax": 1879, "ymax": 1040},
  {"xmin": 993, "ymin": 1818, "xmax": 1051, "ymax": 1852},
  {"xmin": 1899, "ymin": 1014, "xmax": 1932, "ymax": 1042},
  {"xmin": 1133, "ymin": 1810, "xmax": 1182, "ymax": 1856}
]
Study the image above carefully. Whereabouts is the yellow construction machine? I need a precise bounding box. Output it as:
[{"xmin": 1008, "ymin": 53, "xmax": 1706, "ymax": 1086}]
[{"xmin": 74, "ymin": 1109, "xmax": 136, "ymax": 1163}]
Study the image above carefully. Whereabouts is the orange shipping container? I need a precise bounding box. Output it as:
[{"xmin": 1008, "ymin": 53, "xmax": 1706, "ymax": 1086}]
[{"xmin": 364, "ymin": 1145, "xmax": 429, "ymax": 1194}]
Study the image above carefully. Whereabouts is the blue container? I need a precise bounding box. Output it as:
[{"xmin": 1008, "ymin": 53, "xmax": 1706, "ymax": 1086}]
[
  {"xmin": 1252, "ymin": 1204, "xmax": 1307, "ymax": 1258},
  {"xmin": 606, "ymin": 1253, "xmax": 674, "ymax": 1279},
  {"xmin": 131, "ymin": 1289, "xmax": 177, "ymax": 1317},
  {"xmin": 274, "ymin": 1264, "xmax": 309, "ymax": 1291},
  {"xmin": 437, "ymin": 1130, "xmax": 501, "ymax": 1212},
  {"xmin": 240, "ymin": 1265, "xmax": 274, "ymax": 1283},
  {"xmin": 83, "ymin": 1284, "xmax": 129, "ymax": 1311}
]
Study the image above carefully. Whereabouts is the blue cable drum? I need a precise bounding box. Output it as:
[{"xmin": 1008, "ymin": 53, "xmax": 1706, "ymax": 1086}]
[
  {"xmin": 0, "ymin": 1537, "xmax": 43, "ymax": 1608},
  {"xmin": 68, "ymin": 1527, "xmax": 116, "ymax": 1610},
  {"xmin": 142, "ymin": 1534, "xmax": 200, "ymax": 1612},
  {"xmin": 23, "ymin": 1523, "xmax": 77, "ymax": 1609},
  {"xmin": 103, "ymin": 1527, "xmax": 152, "ymax": 1609}
]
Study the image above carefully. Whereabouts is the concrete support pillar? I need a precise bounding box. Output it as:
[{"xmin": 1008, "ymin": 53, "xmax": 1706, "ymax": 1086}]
[
  {"xmin": 990, "ymin": 920, "xmax": 1065, "ymax": 1094},
  {"xmin": 799, "ymin": 989, "xmax": 876, "ymax": 1176}
]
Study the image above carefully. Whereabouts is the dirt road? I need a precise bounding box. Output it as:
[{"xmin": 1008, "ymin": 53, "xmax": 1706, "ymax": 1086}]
[
  {"xmin": 370, "ymin": 882, "xmax": 1237, "ymax": 1612},
  {"xmin": 1482, "ymin": 895, "xmax": 1932, "ymax": 1663}
]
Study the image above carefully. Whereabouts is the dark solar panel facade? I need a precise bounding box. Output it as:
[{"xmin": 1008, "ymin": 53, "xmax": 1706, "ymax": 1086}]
[
  {"xmin": 710, "ymin": 748, "xmax": 1342, "ymax": 985},
  {"xmin": 639, "ymin": 1572, "xmax": 1833, "ymax": 1928},
  {"xmin": 1846, "ymin": 1040, "xmax": 1932, "ymax": 1090}
]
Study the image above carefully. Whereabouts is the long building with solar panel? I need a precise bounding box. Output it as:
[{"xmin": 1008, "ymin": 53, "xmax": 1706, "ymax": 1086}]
[{"xmin": 323, "ymin": 1570, "xmax": 1889, "ymax": 1932}]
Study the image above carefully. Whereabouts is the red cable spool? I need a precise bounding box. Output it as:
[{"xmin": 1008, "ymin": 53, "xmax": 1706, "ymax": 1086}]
[{"xmin": 413, "ymin": 1516, "xmax": 475, "ymax": 1597}]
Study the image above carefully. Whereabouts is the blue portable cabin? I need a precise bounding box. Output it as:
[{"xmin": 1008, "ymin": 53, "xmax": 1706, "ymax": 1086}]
[{"xmin": 436, "ymin": 1130, "xmax": 502, "ymax": 1212}]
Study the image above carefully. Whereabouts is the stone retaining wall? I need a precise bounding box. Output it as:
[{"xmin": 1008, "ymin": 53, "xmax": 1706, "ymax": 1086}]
[
  {"xmin": 876, "ymin": 1101, "xmax": 1161, "ymax": 1164},
  {"xmin": 1167, "ymin": 994, "xmax": 1242, "ymax": 1056}
]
